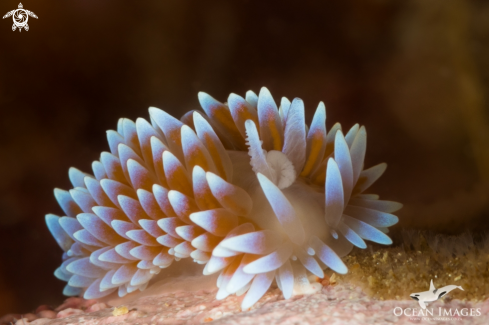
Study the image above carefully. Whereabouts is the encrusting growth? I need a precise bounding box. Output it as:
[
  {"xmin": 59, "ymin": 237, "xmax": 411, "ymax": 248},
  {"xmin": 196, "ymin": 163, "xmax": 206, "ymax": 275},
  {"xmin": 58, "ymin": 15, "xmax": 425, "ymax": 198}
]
[
  {"xmin": 334, "ymin": 231, "xmax": 489, "ymax": 302},
  {"xmin": 46, "ymin": 87, "xmax": 402, "ymax": 309}
]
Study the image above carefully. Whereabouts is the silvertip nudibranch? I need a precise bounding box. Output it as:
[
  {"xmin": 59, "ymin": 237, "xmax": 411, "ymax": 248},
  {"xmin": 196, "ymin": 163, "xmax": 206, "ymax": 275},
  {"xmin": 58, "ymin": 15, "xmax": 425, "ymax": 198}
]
[{"xmin": 46, "ymin": 87, "xmax": 401, "ymax": 309}]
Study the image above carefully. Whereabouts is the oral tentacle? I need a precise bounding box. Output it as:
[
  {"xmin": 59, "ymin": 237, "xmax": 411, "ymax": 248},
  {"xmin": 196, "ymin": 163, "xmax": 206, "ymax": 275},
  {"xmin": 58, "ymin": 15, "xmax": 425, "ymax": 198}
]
[{"xmin": 256, "ymin": 173, "xmax": 305, "ymax": 245}]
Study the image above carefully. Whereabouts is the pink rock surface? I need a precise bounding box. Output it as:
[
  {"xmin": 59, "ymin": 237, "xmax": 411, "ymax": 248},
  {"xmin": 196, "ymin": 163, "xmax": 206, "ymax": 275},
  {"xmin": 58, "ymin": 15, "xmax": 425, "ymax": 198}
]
[
  {"xmin": 55, "ymin": 308, "xmax": 84, "ymax": 318},
  {"xmin": 86, "ymin": 303, "xmax": 108, "ymax": 313},
  {"xmin": 54, "ymin": 298, "xmax": 97, "ymax": 312},
  {"xmin": 23, "ymin": 283, "xmax": 488, "ymax": 325},
  {"xmin": 35, "ymin": 310, "xmax": 56, "ymax": 319},
  {"xmin": 25, "ymin": 319, "xmax": 52, "ymax": 325}
]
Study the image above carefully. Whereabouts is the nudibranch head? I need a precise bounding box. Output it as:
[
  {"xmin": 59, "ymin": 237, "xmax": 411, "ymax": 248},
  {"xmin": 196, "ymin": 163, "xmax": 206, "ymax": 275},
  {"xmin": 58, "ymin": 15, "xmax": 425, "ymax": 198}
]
[{"xmin": 46, "ymin": 87, "xmax": 401, "ymax": 309}]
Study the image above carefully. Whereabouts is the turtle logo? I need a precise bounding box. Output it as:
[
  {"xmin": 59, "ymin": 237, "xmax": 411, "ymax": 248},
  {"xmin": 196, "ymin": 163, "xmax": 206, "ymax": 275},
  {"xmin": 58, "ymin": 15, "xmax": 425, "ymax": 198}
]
[{"xmin": 3, "ymin": 3, "xmax": 38, "ymax": 32}]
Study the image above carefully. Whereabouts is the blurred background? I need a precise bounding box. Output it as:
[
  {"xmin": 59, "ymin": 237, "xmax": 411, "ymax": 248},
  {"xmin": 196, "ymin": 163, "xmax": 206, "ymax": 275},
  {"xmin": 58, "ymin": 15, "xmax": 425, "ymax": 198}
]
[{"xmin": 1, "ymin": 0, "xmax": 489, "ymax": 316}]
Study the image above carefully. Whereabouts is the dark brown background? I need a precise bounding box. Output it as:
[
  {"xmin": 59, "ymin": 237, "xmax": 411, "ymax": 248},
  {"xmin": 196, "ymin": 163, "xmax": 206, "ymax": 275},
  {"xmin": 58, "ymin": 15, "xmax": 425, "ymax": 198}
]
[{"xmin": 1, "ymin": 0, "xmax": 489, "ymax": 315}]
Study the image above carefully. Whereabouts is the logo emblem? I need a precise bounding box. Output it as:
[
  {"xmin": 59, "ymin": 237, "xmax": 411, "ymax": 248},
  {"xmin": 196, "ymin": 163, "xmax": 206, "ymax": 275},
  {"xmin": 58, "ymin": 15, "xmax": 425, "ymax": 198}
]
[
  {"xmin": 410, "ymin": 279, "xmax": 464, "ymax": 309},
  {"xmin": 3, "ymin": 3, "xmax": 37, "ymax": 32}
]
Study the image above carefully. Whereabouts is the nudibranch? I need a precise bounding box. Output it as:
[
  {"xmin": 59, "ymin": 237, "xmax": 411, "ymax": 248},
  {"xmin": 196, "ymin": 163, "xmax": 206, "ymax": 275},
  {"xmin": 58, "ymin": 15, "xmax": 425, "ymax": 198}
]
[{"xmin": 46, "ymin": 87, "xmax": 401, "ymax": 309}]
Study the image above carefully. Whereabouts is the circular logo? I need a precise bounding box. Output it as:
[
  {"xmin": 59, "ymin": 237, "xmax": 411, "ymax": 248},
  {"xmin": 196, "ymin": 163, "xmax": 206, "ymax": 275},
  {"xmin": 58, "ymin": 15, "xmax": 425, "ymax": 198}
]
[{"xmin": 13, "ymin": 9, "xmax": 27, "ymax": 27}]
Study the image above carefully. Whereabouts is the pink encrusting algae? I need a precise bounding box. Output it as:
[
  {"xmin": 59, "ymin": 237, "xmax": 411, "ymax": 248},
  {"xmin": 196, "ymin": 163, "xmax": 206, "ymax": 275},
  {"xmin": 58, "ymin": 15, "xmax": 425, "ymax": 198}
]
[{"xmin": 45, "ymin": 87, "xmax": 402, "ymax": 309}]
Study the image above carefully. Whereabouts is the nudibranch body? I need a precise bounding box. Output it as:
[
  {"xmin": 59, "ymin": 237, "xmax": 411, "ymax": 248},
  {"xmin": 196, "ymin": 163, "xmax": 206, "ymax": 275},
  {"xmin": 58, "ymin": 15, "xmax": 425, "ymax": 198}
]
[{"xmin": 46, "ymin": 87, "xmax": 401, "ymax": 309}]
